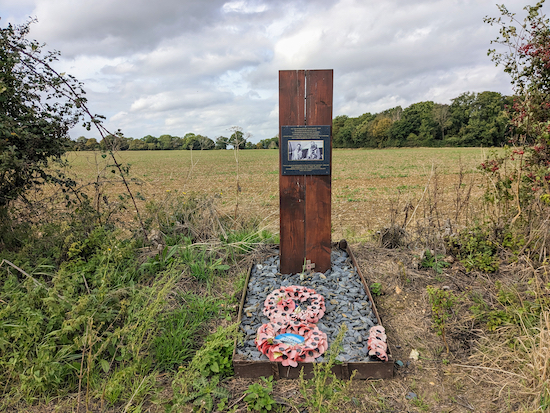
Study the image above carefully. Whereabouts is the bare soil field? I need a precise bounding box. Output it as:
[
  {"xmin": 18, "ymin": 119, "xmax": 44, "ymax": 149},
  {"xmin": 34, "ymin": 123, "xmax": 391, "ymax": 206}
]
[{"xmin": 64, "ymin": 147, "xmax": 493, "ymax": 240}]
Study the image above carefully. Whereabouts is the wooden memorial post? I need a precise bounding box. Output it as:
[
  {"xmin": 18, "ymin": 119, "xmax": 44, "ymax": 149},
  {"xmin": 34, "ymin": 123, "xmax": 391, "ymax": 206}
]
[{"xmin": 279, "ymin": 69, "xmax": 333, "ymax": 274}]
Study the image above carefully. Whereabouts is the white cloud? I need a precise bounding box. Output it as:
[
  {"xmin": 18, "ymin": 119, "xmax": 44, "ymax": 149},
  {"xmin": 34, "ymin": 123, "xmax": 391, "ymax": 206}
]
[{"xmin": 1, "ymin": 0, "xmax": 548, "ymax": 141}]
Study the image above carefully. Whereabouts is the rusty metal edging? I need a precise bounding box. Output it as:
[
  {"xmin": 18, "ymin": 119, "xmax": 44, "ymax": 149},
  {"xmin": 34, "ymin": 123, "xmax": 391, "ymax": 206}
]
[{"xmin": 232, "ymin": 263, "xmax": 252, "ymax": 362}]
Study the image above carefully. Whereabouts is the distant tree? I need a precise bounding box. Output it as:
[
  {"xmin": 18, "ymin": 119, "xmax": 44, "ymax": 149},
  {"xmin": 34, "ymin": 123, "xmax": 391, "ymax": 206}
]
[
  {"xmin": 182, "ymin": 133, "xmax": 214, "ymax": 150},
  {"xmin": 368, "ymin": 117, "xmax": 393, "ymax": 148},
  {"xmin": 74, "ymin": 136, "xmax": 88, "ymax": 151},
  {"xmin": 197, "ymin": 135, "xmax": 215, "ymax": 150},
  {"xmin": 466, "ymin": 91, "xmax": 510, "ymax": 146},
  {"xmin": 256, "ymin": 136, "xmax": 279, "ymax": 149},
  {"xmin": 128, "ymin": 139, "xmax": 147, "ymax": 150},
  {"xmin": 100, "ymin": 134, "xmax": 130, "ymax": 151},
  {"xmin": 332, "ymin": 115, "xmax": 349, "ymax": 147},
  {"xmin": 448, "ymin": 92, "xmax": 476, "ymax": 134},
  {"xmin": 158, "ymin": 134, "xmax": 175, "ymax": 150},
  {"xmin": 446, "ymin": 91, "xmax": 510, "ymax": 146},
  {"xmin": 433, "ymin": 104, "xmax": 452, "ymax": 141},
  {"xmin": 85, "ymin": 138, "xmax": 99, "ymax": 150},
  {"xmin": 352, "ymin": 113, "xmax": 377, "ymax": 147},
  {"xmin": 389, "ymin": 101, "xmax": 437, "ymax": 146},
  {"xmin": 333, "ymin": 116, "xmax": 361, "ymax": 147},
  {"xmin": 141, "ymin": 135, "xmax": 158, "ymax": 149},
  {"xmin": 215, "ymin": 136, "xmax": 229, "ymax": 150},
  {"xmin": 381, "ymin": 106, "xmax": 403, "ymax": 122},
  {"xmin": 330, "ymin": 93, "xmax": 516, "ymax": 149},
  {"xmin": 171, "ymin": 136, "xmax": 184, "ymax": 150},
  {"xmin": 229, "ymin": 127, "xmax": 247, "ymax": 149}
]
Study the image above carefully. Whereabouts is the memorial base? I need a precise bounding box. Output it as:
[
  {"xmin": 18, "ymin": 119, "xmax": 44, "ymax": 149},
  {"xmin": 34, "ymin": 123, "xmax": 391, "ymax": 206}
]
[{"xmin": 233, "ymin": 240, "xmax": 393, "ymax": 380}]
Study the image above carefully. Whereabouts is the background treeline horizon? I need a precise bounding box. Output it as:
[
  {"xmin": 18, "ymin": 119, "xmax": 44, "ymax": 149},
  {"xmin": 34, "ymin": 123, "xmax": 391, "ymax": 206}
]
[{"xmin": 72, "ymin": 90, "xmax": 511, "ymax": 151}]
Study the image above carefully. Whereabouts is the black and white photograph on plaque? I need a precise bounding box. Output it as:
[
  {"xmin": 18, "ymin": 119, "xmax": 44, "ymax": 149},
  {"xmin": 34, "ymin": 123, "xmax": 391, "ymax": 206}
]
[
  {"xmin": 281, "ymin": 125, "xmax": 330, "ymax": 175},
  {"xmin": 288, "ymin": 140, "xmax": 324, "ymax": 161}
]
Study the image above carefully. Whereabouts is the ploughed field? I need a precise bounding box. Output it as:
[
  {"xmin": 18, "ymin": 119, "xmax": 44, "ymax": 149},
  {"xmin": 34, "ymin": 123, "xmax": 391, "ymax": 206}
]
[{"xmin": 65, "ymin": 147, "xmax": 492, "ymax": 239}]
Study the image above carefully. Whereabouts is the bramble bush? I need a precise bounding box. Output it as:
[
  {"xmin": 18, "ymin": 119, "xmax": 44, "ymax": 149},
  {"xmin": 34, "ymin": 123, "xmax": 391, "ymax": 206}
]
[
  {"xmin": 0, "ymin": 21, "xmax": 83, "ymax": 208},
  {"xmin": 476, "ymin": 1, "xmax": 550, "ymax": 262}
]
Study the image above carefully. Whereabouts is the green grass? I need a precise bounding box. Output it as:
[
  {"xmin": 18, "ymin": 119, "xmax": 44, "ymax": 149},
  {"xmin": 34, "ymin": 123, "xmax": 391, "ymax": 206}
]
[
  {"xmin": 153, "ymin": 293, "xmax": 223, "ymax": 371},
  {"xmin": 0, "ymin": 189, "xmax": 275, "ymax": 410}
]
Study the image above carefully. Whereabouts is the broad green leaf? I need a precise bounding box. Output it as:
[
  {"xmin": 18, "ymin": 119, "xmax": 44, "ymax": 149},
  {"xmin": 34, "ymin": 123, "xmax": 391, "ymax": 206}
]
[
  {"xmin": 210, "ymin": 361, "xmax": 219, "ymax": 373},
  {"xmin": 100, "ymin": 359, "xmax": 110, "ymax": 373}
]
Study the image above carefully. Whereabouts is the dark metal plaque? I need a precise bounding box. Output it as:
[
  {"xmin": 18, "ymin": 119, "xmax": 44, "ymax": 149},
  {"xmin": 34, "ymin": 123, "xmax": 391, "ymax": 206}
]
[{"xmin": 281, "ymin": 125, "xmax": 331, "ymax": 175}]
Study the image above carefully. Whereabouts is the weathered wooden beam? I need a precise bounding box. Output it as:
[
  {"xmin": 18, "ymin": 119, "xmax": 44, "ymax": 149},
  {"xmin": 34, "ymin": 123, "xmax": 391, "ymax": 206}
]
[{"xmin": 279, "ymin": 69, "xmax": 333, "ymax": 274}]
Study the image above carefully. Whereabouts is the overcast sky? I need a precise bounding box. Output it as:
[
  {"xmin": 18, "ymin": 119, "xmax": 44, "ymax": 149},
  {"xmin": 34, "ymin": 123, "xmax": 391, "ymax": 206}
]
[{"xmin": 2, "ymin": 0, "xmax": 548, "ymax": 143}]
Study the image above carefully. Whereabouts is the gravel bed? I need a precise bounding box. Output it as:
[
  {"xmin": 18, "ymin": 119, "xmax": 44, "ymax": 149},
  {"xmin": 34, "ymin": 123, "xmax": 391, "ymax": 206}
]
[{"xmin": 237, "ymin": 249, "xmax": 380, "ymax": 363}]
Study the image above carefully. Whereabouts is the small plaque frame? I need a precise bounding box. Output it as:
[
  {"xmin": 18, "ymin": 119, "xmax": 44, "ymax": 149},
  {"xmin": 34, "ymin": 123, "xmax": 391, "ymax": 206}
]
[{"xmin": 281, "ymin": 125, "xmax": 331, "ymax": 176}]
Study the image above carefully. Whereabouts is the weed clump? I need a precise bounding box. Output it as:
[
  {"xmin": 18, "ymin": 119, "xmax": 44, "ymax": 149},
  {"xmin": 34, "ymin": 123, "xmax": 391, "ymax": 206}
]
[{"xmin": 298, "ymin": 324, "xmax": 356, "ymax": 413}]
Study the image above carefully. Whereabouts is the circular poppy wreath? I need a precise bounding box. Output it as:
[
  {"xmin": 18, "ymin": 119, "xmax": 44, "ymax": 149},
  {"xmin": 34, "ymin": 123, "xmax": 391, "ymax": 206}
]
[
  {"xmin": 255, "ymin": 321, "xmax": 328, "ymax": 367},
  {"xmin": 263, "ymin": 285, "xmax": 326, "ymax": 324}
]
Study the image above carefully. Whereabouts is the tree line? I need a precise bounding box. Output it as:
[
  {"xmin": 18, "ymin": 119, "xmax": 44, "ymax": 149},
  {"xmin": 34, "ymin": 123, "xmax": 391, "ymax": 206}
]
[
  {"xmin": 70, "ymin": 90, "xmax": 511, "ymax": 151},
  {"xmin": 71, "ymin": 131, "xmax": 280, "ymax": 151},
  {"xmin": 333, "ymin": 91, "xmax": 512, "ymax": 148}
]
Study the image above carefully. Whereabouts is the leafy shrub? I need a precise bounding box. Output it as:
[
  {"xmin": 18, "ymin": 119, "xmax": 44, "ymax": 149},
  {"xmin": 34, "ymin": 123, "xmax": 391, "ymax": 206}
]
[
  {"xmin": 482, "ymin": 1, "xmax": 550, "ymax": 259},
  {"xmin": 171, "ymin": 324, "xmax": 241, "ymax": 412},
  {"xmin": 369, "ymin": 282, "xmax": 382, "ymax": 296},
  {"xmin": 244, "ymin": 376, "xmax": 277, "ymax": 412},
  {"xmin": 420, "ymin": 250, "xmax": 450, "ymax": 274},
  {"xmin": 427, "ymin": 286, "xmax": 458, "ymax": 353},
  {"xmin": 0, "ymin": 21, "xmax": 83, "ymax": 208},
  {"xmin": 449, "ymin": 226, "xmax": 500, "ymax": 273},
  {"xmin": 299, "ymin": 324, "xmax": 356, "ymax": 413}
]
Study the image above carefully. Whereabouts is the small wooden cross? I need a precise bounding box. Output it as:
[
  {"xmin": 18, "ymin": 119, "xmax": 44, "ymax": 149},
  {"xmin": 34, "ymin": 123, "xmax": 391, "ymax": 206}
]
[{"xmin": 303, "ymin": 259, "xmax": 315, "ymax": 274}]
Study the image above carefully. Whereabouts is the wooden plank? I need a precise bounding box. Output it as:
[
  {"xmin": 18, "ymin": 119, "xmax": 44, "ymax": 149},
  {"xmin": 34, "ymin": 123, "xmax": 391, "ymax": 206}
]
[
  {"xmin": 279, "ymin": 70, "xmax": 306, "ymax": 274},
  {"xmin": 304, "ymin": 70, "xmax": 333, "ymax": 272}
]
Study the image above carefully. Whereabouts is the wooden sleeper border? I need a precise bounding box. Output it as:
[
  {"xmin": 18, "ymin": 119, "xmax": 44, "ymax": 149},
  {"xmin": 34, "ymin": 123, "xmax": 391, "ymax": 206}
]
[{"xmin": 233, "ymin": 239, "xmax": 394, "ymax": 380}]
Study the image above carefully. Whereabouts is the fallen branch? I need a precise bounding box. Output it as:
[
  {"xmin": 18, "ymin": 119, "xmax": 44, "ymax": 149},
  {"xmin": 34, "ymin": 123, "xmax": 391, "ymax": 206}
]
[{"xmin": 0, "ymin": 259, "xmax": 68, "ymax": 302}]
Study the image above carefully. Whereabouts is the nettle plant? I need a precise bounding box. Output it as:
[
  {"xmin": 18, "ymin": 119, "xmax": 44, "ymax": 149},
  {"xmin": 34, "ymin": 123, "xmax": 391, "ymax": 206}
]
[{"xmin": 483, "ymin": 1, "xmax": 550, "ymax": 219}]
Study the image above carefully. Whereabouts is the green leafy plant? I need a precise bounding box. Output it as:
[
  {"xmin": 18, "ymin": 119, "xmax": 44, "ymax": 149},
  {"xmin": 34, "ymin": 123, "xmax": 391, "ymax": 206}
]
[
  {"xmin": 481, "ymin": 1, "xmax": 550, "ymax": 260},
  {"xmin": 139, "ymin": 244, "xmax": 179, "ymax": 274},
  {"xmin": 427, "ymin": 286, "xmax": 457, "ymax": 353},
  {"xmin": 449, "ymin": 227, "xmax": 499, "ymax": 273},
  {"xmin": 0, "ymin": 225, "xmax": 181, "ymax": 409},
  {"xmin": 171, "ymin": 324, "xmax": 241, "ymax": 412},
  {"xmin": 0, "ymin": 21, "xmax": 84, "ymax": 208},
  {"xmin": 298, "ymin": 324, "xmax": 356, "ymax": 413},
  {"xmin": 179, "ymin": 245, "xmax": 231, "ymax": 285},
  {"xmin": 410, "ymin": 394, "xmax": 430, "ymax": 412},
  {"xmin": 180, "ymin": 375, "xmax": 230, "ymax": 413},
  {"xmin": 369, "ymin": 282, "xmax": 382, "ymax": 296},
  {"xmin": 420, "ymin": 250, "xmax": 450, "ymax": 274},
  {"xmin": 244, "ymin": 376, "xmax": 277, "ymax": 412}
]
